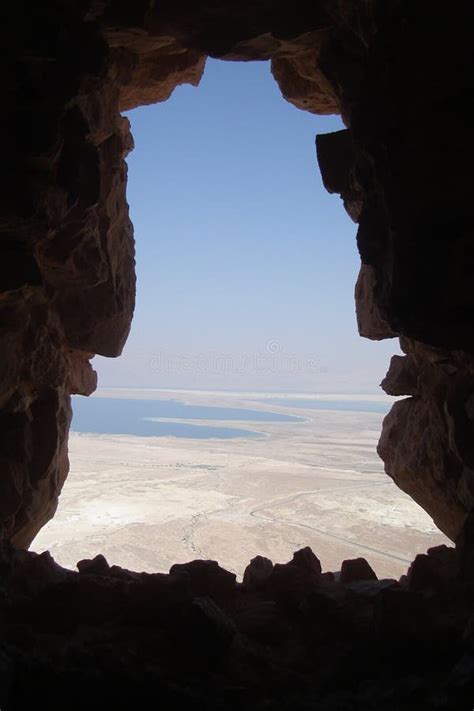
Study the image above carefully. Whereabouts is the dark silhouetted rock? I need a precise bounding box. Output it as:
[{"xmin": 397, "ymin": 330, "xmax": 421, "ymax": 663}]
[
  {"xmin": 243, "ymin": 555, "xmax": 274, "ymax": 590},
  {"xmin": 77, "ymin": 554, "xmax": 110, "ymax": 576},
  {"xmin": 290, "ymin": 546, "xmax": 322, "ymax": 576},
  {"xmin": 456, "ymin": 513, "xmax": 474, "ymax": 582},
  {"xmin": 234, "ymin": 598, "xmax": 289, "ymax": 644},
  {"xmin": 340, "ymin": 558, "xmax": 377, "ymax": 584},
  {"xmin": 407, "ymin": 547, "xmax": 458, "ymax": 593},
  {"xmin": 316, "ymin": 129, "xmax": 363, "ymax": 221},
  {"xmin": 265, "ymin": 550, "xmax": 323, "ymax": 608},
  {"xmin": 169, "ymin": 559, "xmax": 236, "ymax": 609},
  {"xmin": 183, "ymin": 596, "xmax": 236, "ymax": 661}
]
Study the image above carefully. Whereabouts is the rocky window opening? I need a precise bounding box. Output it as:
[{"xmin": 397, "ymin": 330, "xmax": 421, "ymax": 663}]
[{"xmin": 27, "ymin": 58, "xmax": 447, "ymax": 579}]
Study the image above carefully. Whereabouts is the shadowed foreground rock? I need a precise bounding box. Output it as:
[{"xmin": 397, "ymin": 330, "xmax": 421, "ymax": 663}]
[{"xmin": 1, "ymin": 539, "xmax": 473, "ymax": 710}]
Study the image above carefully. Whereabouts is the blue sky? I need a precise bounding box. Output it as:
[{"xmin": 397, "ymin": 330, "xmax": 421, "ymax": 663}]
[{"xmin": 95, "ymin": 58, "xmax": 398, "ymax": 393}]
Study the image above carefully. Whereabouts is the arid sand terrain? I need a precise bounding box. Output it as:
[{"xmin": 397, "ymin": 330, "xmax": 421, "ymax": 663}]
[{"xmin": 32, "ymin": 389, "xmax": 450, "ymax": 579}]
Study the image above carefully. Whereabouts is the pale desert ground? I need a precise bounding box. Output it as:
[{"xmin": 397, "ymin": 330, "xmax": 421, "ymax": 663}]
[{"xmin": 32, "ymin": 389, "xmax": 450, "ymax": 580}]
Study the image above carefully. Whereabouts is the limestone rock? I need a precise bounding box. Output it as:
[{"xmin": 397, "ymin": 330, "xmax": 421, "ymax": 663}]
[
  {"xmin": 380, "ymin": 354, "xmax": 417, "ymax": 396},
  {"xmin": 378, "ymin": 338, "xmax": 474, "ymax": 540},
  {"xmin": 355, "ymin": 264, "xmax": 397, "ymax": 340},
  {"xmin": 272, "ymin": 48, "xmax": 340, "ymax": 115},
  {"xmin": 119, "ymin": 48, "xmax": 206, "ymax": 111}
]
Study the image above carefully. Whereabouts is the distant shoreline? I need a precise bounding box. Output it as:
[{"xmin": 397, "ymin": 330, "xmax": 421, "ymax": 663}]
[{"xmin": 89, "ymin": 386, "xmax": 399, "ymax": 404}]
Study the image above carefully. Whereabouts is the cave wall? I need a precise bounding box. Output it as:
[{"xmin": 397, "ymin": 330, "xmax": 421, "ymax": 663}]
[
  {"xmin": 314, "ymin": 4, "xmax": 474, "ymax": 540},
  {"xmin": 1, "ymin": 0, "xmax": 473, "ymax": 546},
  {"xmin": 1, "ymin": 3, "xmax": 135, "ymax": 545}
]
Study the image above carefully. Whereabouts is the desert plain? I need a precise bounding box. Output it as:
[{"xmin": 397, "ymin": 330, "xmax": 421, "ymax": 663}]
[{"xmin": 32, "ymin": 389, "xmax": 450, "ymax": 579}]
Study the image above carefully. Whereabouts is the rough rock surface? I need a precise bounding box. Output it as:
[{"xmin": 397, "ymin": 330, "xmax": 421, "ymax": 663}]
[
  {"xmin": 308, "ymin": 4, "xmax": 474, "ymax": 540},
  {"xmin": 2, "ymin": 2, "xmax": 136, "ymax": 545},
  {"xmin": 378, "ymin": 337, "xmax": 474, "ymax": 540},
  {"xmin": 1, "ymin": 539, "xmax": 472, "ymax": 710}
]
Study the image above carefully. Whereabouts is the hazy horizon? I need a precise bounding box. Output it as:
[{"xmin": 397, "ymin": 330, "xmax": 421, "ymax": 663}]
[
  {"xmin": 93, "ymin": 58, "xmax": 399, "ymax": 394},
  {"xmin": 87, "ymin": 385, "xmax": 397, "ymax": 399}
]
